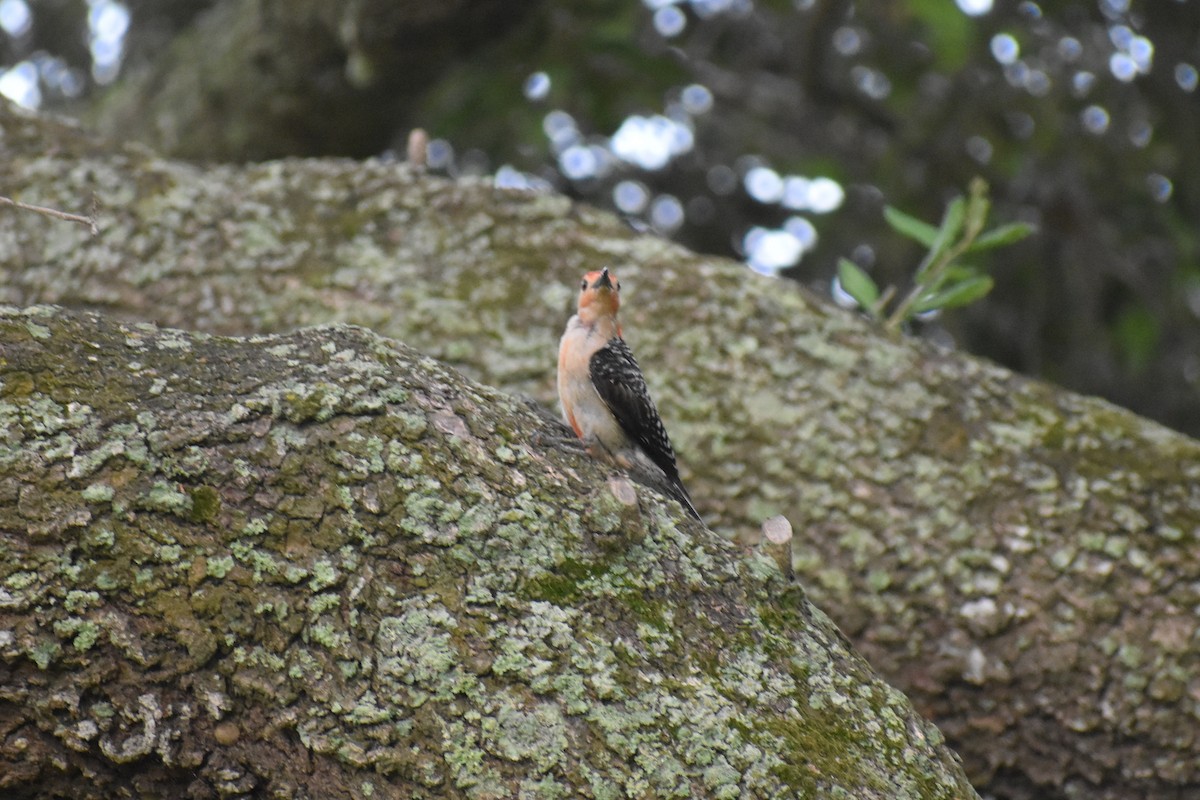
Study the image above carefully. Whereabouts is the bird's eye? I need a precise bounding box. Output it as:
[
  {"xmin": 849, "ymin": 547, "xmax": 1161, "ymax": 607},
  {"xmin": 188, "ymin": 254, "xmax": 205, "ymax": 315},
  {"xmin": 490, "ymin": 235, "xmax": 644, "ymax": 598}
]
[
  {"xmin": 581, "ymin": 279, "xmax": 588, "ymax": 290},
  {"xmin": 616, "ymin": 281, "xmax": 621, "ymax": 291}
]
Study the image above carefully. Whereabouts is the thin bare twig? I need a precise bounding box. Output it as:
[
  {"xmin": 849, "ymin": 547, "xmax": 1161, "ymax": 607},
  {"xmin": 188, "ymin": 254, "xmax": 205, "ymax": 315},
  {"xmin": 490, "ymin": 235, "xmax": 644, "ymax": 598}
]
[{"xmin": 0, "ymin": 194, "xmax": 99, "ymax": 236}]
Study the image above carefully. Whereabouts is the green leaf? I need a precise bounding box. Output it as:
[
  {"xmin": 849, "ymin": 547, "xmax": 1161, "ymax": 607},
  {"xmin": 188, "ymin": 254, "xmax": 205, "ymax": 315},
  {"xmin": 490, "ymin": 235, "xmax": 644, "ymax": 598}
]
[
  {"xmin": 883, "ymin": 206, "xmax": 938, "ymax": 247},
  {"xmin": 964, "ymin": 178, "xmax": 991, "ymax": 233},
  {"xmin": 837, "ymin": 258, "xmax": 880, "ymax": 309},
  {"xmin": 912, "ymin": 196, "xmax": 967, "ymax": 284},
  {"xmin": 929, "ymin": 264, "xmax": 981, "ymax": 291},
  {"xmin": 913, "ymin": 275, "xmax": 994, "ymax": 313},
  {"xmin": 931, "ymin": 196, "xmax": 966, "ymax": 255},
  {"xmin": 967, "ymin": 221, "xmax": 1035, "ymax": 253}
]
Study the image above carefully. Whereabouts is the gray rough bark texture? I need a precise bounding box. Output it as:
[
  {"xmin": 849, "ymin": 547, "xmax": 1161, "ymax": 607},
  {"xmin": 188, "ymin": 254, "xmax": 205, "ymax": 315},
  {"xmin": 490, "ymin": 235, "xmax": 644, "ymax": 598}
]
[
  {"xmin": 0, "ymin": 306, "xmax": 975, "ymax": 799},
  {"xmin": 3, "ymin": 98, "xmax": 1200, "ymax": 799}
]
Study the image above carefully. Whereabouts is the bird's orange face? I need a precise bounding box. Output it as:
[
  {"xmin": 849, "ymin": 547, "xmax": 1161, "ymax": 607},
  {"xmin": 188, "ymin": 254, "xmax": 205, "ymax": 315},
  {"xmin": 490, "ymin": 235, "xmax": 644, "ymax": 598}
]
[{"xmin": 577, "ymin": 267, "xmax": 621, "ymax": 321}]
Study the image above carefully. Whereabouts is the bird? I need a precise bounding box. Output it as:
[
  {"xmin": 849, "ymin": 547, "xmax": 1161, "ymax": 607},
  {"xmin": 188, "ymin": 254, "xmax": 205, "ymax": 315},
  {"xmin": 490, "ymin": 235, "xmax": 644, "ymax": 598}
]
[{"xmin": 557, "ymin": 267, "xmax": 701, "ymax": 521}]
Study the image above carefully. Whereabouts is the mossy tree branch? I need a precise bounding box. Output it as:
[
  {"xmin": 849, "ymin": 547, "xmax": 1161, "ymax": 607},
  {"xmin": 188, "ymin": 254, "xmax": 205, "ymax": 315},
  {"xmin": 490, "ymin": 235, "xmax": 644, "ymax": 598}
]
[
  {"xmin": 3, "ymin": 99, "xmax": 1199, "ymax": 799},
  {"xmin": 0, "ymin": 307, "xmax": 975, "ymax": 799}
]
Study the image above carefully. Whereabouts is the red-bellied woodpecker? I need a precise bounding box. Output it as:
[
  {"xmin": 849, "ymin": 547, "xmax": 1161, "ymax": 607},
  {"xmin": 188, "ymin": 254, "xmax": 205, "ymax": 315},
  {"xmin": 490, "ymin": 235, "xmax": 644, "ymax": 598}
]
[{"xmin": 557, "ymin": 267, "xmax": 701, "ymax": 521}]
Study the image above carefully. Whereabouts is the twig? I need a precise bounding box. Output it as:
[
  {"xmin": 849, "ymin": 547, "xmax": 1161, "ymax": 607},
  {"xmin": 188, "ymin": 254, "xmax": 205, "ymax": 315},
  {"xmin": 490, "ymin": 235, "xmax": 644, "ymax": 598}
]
[{"xmin": 0, "ymin": 194, "xmax": 99, "ymax": 236}]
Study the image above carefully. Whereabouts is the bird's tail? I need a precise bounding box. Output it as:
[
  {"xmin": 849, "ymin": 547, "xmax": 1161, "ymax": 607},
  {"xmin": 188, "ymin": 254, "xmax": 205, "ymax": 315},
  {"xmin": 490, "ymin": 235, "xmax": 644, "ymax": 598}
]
[{"xmin": 668, "ymin": 478, "xmax": 703, "ymax": 524}]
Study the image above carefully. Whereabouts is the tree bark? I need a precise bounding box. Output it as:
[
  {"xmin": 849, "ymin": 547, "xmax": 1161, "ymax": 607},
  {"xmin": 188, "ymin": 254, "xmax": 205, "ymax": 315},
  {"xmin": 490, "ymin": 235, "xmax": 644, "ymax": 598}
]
[
  {"xmin": 0, "ymin": 307, "xmax": 975, "ymax": 799},
  {"xmin": 3, "ymin": 98, "xmax": 1199, "ymax": 799},
  {"xmin": 86, "ymin": 0, "xmax": 538, "ymax": 161}
]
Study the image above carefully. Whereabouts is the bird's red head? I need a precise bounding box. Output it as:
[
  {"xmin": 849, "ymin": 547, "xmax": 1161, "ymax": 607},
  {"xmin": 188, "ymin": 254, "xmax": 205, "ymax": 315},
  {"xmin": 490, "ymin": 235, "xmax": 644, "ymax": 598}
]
[{"xmin": 577, "ymin": 267, "xmax": 621, "ymax": 322}]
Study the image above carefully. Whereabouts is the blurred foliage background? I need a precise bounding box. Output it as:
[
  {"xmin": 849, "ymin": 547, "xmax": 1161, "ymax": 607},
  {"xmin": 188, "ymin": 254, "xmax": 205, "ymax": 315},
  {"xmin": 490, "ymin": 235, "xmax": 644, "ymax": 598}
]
[{"xmin": 3, "ymin": 0, "xmax": 1198, "ymax": 436}]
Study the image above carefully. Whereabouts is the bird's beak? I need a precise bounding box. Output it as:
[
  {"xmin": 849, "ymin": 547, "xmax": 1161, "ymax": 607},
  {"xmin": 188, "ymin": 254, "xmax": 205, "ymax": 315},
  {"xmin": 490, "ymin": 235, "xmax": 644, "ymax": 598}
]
[{"xmin": 596, "ymin": 268, "xmax": 614, "ymax": 290}]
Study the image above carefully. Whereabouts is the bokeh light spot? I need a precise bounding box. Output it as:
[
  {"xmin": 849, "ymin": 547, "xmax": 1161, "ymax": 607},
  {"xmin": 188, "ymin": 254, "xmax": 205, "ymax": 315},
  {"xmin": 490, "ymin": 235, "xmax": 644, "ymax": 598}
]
[
  {"xmin": 1175, "ymin": 63, "xmax": 1197, "ymax": 92},
  {"xmin": 850, "ymin": 65, "xmax": 891, "ymax": 99},
  {"xmin": 1057, "ymin": 36, "xmax": 1082, "ymax": 61},
  {"xmin": 831, "ymin": 275, "xmax": 860, "ymax": 309},
  {"xmin": 494, "ymin": 165, "xmax": 549, "ymax": 191},
  {"xmin": 654, "ymin": 6, "xmax": 686, "ymax": 37},
  {"xmin": 559, "ymin": 144, "xmax": 598, "ymax": 180},
  {"xmin": 1146, "ymin": 173, "xmax": 1172, "ymax": 203},
  {"xmin": 1128, "ymin": 36, "xmax": 1153, "ymax": 72},
  {"xmin": 426, "ymin": 138, "xmax": 454, "ymax": 169},
  {"xmin": 806, "ymin": 177, "xmax": 845, "ymax": 213},
  {"xmin": 0, "ymin": 59, "xmax": 39, "ymax": 107},
  {"xmin": 0, "ymin": 0, "xmax": 31, "ymax": 37},
  {"xmin": 782, "ymin": 177, "xmax": 810, "ymax": 210},
  {"xmin": 88, "ymin": 0, "xmax": 130, "ymax": 84},
  {"xmin": 613, "ymin": 180, "xmax": 650, "ymax": 214},
  {"xmin": 650, "ymin": 194, "xmax": 684, "ymax": 232},
  {"xmin": 1108, "ymin": 24, "xmax": 1133, "ymax": 51},
  {"xmin": 990, "ymin": 33, "xmax": 1019, "ymax": 65},
  {"xmin": 955, "ymin": 0, "xmax": 993, "ymax": 16},
  {"xmin": 494, "ymin": 166, "xmax": 526, "ymax": 189},
  {"xmin": 1100, "ymin": 0, "xmax": 1130, "ymax": 18},
  {"xmin": 542, "ymin": 110, "xmax": 580, "ymax": 152},
  {"xmin": 966, "ymin": 135, "xmax": 993, "ymax": 164},
  {"xmin": 680, "ymin": 83, "xmax": 713, "ymax": 114},
  {"xmin": 1128, "ymin": 120, "xmax": 1152, "ymax": 148},
  {"xmin": 1081, "ymin": 105, "xmax": 1110, "ymax": 135},
  {"xmin": 1017, "ymin": 2, "xmax": 1042, "ymax": 19},
  {"xmin": 1024, "ymin": 69, "xmax": 1051, "ymax": 96},
  {"xmin": 694, "ymin": 0, "xmax": 738, "ymax": 18},
  {"xmin": 1109, "ymin": 52, "xmax": 1137, "ymax": 83},
  {"xmin": 1072, "ymin": 71, "xmax": 1095, "ymax": 96},
  {"xmin": 833, "ymin": 27, "xmax": 862, "ymax": 56},
  {"xmin": 523, "ymin": 71, "xmax": 550, "ymax": 101},
  {"xmin": 611, "ymin": 114, "xmax": 692, "ymax": 170},
  {"xmin": 852, "ymin": 244, "xmax": 876, "ymax": 268},
  {"xmin": 744, "ymin": 227, "xmax": 803, "ymax": 275},
  {"xmin": 783, "ymin": 216, "xmax": 817, "ymax": 250},
  {"xmin": 744, "ymin": 166, "xmax": 784, "ymax": 203}
]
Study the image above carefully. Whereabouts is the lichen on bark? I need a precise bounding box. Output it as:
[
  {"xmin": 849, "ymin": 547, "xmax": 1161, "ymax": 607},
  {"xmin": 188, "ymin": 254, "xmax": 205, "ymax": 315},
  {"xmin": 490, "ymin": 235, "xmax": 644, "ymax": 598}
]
[{"xmin": 0, "ymin": 307, "xmax": 977, "ymax": 799}]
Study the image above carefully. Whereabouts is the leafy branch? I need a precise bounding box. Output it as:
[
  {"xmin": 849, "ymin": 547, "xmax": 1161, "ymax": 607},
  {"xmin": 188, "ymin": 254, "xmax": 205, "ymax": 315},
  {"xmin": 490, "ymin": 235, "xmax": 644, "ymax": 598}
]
[{"xmin": 836, "ymin": 178, "xmax": 1032, "ymax": 331}]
